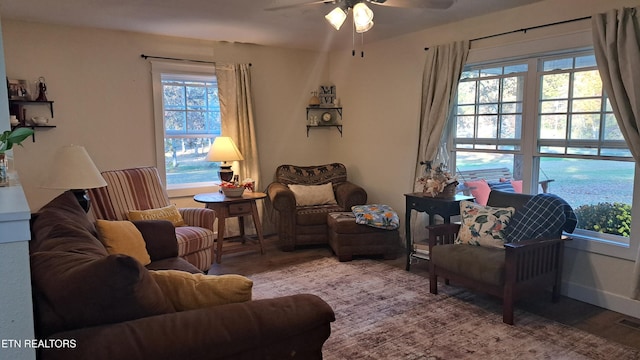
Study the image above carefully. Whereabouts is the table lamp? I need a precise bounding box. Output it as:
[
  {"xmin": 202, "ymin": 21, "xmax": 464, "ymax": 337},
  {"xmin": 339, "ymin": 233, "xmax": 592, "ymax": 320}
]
[
  {"xmin": 207, "ymin": 136, "xmax": 244, "ymax": 182},
  {"xmin": 44, "ymin": 144, "xmax": 107, "ymax": 212}
]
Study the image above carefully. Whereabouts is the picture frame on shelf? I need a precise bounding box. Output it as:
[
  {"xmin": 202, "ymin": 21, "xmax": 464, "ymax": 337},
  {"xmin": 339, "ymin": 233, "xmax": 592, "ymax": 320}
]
[
  {"xmin": 319, "ymin": 85, "xmax": 336, "ymax": 106},
  {"xmin": 7, "ymin": 79, "xmax": 29, "ymax": 100}
]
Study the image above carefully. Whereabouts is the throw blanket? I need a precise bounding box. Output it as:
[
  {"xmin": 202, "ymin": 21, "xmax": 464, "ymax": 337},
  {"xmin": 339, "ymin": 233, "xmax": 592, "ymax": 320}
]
[
  {"xmin": 504, "ymin": 193, "xmax": 577, "ymax": 243},
  {"xmin": 351, "ymin": 204, "xmax": 400, "ymax": 230}
]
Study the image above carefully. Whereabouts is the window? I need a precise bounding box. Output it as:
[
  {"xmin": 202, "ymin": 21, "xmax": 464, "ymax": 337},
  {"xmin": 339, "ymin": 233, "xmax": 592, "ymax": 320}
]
[
  {"xmin": 151, "ymin": 62, "xmax": 222, "ymax": 194},
  {"xmin": 451, "ymin": 50, "xmax": 635, "ymax": 249}
]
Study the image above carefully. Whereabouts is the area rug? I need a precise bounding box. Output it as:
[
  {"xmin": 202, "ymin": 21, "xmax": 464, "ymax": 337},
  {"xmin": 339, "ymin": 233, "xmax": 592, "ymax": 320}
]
[{"xmin": 249, "ymin": 257, "xmax": 640, "ymax": 360}]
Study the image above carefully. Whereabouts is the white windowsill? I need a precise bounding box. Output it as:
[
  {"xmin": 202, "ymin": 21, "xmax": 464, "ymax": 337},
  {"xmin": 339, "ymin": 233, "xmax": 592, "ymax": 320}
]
[{"xmin": 564, "ymin": 233, "xmax": 637, "ymax": 261}]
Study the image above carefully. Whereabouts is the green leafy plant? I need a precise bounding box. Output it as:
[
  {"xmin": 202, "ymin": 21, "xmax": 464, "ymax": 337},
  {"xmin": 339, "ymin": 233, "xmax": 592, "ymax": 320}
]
[
  {"xmin": 0, "ymin": 127, "xmax": 34, "ymax": 154},
  {"xmin": 575, "ymin": 202, "xmax": 632, "ymax": 237}
]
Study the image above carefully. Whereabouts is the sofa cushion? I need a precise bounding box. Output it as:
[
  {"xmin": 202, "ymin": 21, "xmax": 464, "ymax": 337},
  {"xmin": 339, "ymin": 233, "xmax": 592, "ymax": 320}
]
[
  {"xmin": 31, "ymin": 191, "xmax": 98, "ymax": 250},
  {"xmin": 150, "ymin": 270, "xmax": 253, "ymax": 311},
  {"xmin": 457, "ymin": 201, "xmax": 515, "ymax": 248},
  {"xmin": 288, "ymin": 183, "xmax": 337, "ymax": 206},
  {"xmin": 127, "ymin": 204, "xmax": 185, "ymax": 227},
  {"xmin": 296, "ymin": 204, "xmax": 343, "ymax": 225},
  {"xmin": 275, "ymin": 163, "xmax": 348, "ymax": 185},
  {"xmin": 432, "ymin": 244, "xmax": 506, "ymax": 286},
  {"xmin": 30, "ymin": 250, "xmax": 175, "ymax": 335},
  {"xmin": 463, "ymin": 179, "xmax": 491, "ymax": 206},
  {"xmin": 96, "ymin": 219, "xmax": 152, "ymax": 265}
]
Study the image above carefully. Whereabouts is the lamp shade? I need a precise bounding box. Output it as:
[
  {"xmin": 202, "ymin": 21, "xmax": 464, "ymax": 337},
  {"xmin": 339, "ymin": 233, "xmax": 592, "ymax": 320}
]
[
  {"xmin": 44, "ymin": 145, "xmax": 107, "ymax": 190},
  {"xmin": 353, "ymin": 3, "xmax": 374, "ymax": 27},
  {"xmin": 325, "ymin": 7, "xmax": 348, "ymax": 30},
  {"xmin": 206, "ymin": 137, "xmax": 244, "ymax": 162}
]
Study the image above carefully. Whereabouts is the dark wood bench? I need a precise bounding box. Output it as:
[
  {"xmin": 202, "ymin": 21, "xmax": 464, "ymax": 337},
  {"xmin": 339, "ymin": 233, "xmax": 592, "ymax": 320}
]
[{"xmin": 456, "ymin": 167, "xmax": 554, "ymax": 193}]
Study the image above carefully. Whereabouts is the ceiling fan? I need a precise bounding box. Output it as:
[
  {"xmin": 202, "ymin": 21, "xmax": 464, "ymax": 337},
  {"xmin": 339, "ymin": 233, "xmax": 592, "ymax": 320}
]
[{"xmin": 267, "ymin": 0, "xmax": 455, "ymax": 32}]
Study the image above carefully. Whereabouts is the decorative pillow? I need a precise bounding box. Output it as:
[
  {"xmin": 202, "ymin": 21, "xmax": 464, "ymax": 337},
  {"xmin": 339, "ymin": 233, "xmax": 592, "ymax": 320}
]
[
  {"xmin": 287, "ymin": 182, "xmax": 337, "ymax": 206},
  {"xmin": 457, "ymin": 200, "xmax": 515, "ymax": 248},
  {"xmin": 30, "ymin": 251, "xmax": 175, "ymax": 334},
  {"xmin": 127, "ymin": 204, "xmax": 185, "ymax": 227},
  {"xmin": 511, "ymin": 180, "xmax": 523, "ymax": 193},
  {"xmin": 463, "ymin": 179, "xmax": 491, "ymax": 206},
  {"xmin": 351, "ymin": 204, "xmax": 400, "ymax": 230},
  {"xmin": 488, "ymin": 180, "xmax": 515, "ymax": 193},
  {"xmin": 95, "ymin": 220, "xmax": 151, "ymax": 265},
  {"xmin": 149, "ymin": 270, "xmax": 253, "ymax": 311}
]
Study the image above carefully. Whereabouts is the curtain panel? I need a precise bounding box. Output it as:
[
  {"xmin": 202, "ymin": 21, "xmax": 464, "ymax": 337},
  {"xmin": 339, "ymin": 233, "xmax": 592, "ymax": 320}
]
[
  {"xmin": 592, "ymin": 7, "xmax": 640, "ymax": 299},
  {"xmin": 410, "ymin": 41, "xmax": 469, "ymax": 243},
  {"xmin": 216, "ymin": 63, "xmax": 262, "ymax": 237}
]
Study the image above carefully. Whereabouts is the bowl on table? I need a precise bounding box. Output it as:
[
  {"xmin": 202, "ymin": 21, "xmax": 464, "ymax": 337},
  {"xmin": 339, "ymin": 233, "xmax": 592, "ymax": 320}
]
[{"xmin": 221, "ymin": 186, "xmax": 245, "ymax": 198}]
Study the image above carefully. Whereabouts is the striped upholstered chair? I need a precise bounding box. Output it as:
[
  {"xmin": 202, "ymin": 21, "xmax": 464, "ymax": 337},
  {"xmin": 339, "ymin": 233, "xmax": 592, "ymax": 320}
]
[{"xmin": 88, "ymin": 166, "xmax": 216, "ymax": 271}]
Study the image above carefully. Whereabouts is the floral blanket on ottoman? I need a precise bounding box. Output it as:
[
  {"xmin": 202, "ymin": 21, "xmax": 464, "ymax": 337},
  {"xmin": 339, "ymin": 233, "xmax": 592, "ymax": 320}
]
[{"xmin": 351, "ymin": 204, "xmax": 399, "ymax": 230}]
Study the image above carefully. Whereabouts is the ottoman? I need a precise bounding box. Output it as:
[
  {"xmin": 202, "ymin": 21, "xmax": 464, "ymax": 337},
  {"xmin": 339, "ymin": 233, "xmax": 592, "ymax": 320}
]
[{"xmin": 327, "ymin": 212, "xmax": 400, "ymax": 262}]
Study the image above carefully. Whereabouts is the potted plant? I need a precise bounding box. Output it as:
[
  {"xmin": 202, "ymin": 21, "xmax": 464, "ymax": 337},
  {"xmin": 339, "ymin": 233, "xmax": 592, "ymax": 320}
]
[{"xmin": 0, "ymin": 127, "xmax": 34, "ymax": 186}]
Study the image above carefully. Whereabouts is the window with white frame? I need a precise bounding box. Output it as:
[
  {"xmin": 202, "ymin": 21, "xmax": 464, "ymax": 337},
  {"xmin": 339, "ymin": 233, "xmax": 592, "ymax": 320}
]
[
  {"xmin": 451, "ymin": 50, "xmax": 635, "ymax": 247},
  {"xmin": 151, "ymin": 62, "xmax": 222, "ymax": 193}
]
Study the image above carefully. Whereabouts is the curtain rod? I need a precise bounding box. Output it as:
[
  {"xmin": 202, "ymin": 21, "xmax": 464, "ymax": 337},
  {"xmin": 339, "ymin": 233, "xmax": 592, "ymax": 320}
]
[
  {"xmin": 424, "ymin": 15, "xmax": 592, "ymax": 51},
  {"xmin": 140, "ymin": 54, "xmax": 252, "ymax": 66}
]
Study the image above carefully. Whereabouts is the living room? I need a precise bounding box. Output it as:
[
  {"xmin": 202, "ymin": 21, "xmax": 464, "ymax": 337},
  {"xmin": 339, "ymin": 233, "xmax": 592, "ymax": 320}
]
[{"xmin": 1, "ymin": 0, "xmax": 640, "ymax": 358}]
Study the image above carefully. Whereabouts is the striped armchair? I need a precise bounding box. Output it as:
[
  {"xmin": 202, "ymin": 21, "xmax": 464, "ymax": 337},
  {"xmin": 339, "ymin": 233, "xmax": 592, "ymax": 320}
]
[{"xmin": 88, "ymin": 166, "xmax": 216, "ymax": 271}]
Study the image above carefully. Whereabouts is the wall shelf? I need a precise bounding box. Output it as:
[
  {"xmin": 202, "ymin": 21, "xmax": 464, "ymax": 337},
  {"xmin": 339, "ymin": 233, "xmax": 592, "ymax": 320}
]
[{"xmin": 306, "ymin": 106, "xmax": 342, "ymax": 137}]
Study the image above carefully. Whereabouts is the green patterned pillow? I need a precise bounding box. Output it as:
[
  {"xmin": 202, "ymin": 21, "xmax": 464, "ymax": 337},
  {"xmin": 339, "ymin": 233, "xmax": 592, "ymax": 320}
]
[{"xmin": 457, "ymin": 200, "xmax": 515, "ymax": 248}]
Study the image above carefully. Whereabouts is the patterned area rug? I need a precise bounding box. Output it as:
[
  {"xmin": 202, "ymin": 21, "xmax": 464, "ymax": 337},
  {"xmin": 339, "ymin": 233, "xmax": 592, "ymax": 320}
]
[{"xmin": 249, "ymin": 257, "xmax": 639, "ymax": 360}]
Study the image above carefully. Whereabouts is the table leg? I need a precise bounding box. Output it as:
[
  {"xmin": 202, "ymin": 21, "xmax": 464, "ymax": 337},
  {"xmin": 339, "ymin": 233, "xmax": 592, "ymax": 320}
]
[
  {"xmin": 405, "ymin": 202, "xmax": 412, "ymax": 271},
  {"xmin": 238, "ymin": 216, "xmax": 246, "ymax": 244},
  {"xmin": 250, "ymin": 201, "xmax": 265, "ymax": 254},
  {"xmin": 216, "ymin": 208, "xmax": 227, "ymax": 264}
]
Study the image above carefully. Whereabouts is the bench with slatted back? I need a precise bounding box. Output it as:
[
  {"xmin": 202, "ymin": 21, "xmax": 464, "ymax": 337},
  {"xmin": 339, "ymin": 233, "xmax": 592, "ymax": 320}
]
[{"xmin": 456, "ymin": 167, "xmax": 554, "ymax": 194}]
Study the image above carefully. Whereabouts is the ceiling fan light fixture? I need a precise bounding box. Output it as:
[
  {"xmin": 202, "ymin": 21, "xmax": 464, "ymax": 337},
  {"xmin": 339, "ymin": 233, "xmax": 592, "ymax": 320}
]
[
  {"xmin": 325, "ymin": 7, "xmax": 348, "ymax": 30},
  {"xmin": 355, "ymin": 20, "xmax": 374, "ymax": 33},
  {"xmin": 353, "ymin": 2, "xmax": 374, "ymax": 27}
]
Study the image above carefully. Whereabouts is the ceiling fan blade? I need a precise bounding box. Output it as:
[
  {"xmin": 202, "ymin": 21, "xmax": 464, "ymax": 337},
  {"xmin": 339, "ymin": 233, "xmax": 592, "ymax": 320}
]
[
  {"xmin": 369, "ymin": 0, "xmax": 455, "ymax": 9},
  {"xmin": 265, "ymin": 0, "xmax": 335, "ymax": 11}
]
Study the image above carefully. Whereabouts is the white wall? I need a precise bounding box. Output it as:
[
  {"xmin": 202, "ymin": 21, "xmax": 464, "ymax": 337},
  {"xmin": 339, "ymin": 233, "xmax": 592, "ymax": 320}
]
[{"xmin": 2, "ymin": 0, "xmax": 640, "ymax": 323}]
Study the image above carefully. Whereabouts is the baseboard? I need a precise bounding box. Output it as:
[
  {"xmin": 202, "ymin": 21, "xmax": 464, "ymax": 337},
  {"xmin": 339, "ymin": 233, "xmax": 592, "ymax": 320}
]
[{"xmin": 563, "ymin": 280, "xmax": 640, "ymax": 319}]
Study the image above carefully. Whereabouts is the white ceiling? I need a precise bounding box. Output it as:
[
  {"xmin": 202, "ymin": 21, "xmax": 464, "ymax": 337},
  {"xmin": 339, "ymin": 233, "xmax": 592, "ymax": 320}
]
[{"xmin": 0, "ymin": 0, "xmax": 544, "ymax": 51}]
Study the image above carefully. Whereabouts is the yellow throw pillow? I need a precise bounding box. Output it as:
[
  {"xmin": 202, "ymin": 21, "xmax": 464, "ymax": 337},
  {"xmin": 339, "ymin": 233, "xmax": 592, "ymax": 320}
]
[
  {"xmin": 149, "ymin": 270, "xmax": 253, "ymax": 311},
  {"xmin": 127, "ymin": 204, "xmax": 185, "ymax": 227},
  {"xmin": 95, "ymin": 220, "xmax": 151, "ymax": 265},
  {"xmin": 287, "ymin": 182, "xmax": 337, "ymax": 206}
]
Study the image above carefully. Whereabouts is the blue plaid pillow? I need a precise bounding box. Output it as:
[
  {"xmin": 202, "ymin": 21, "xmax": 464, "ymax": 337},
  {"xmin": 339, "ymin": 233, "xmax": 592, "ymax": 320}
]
[{"xmin": 488, "ymin": 181, "xmax": 515, "ymax": 193}]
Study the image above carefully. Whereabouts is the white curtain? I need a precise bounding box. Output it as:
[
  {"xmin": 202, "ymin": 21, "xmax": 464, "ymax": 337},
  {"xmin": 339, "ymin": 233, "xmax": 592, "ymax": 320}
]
[
  {"xmin": 592, "ymin": 7, "xmax": 640, "ymax": 299},
  {"xmin": 216, "ymin": 63, "xmax": 261, "ymax": 236},
  {"xmin": 410, "ymin": 41, "xmax": 469, "ymax": 244}
]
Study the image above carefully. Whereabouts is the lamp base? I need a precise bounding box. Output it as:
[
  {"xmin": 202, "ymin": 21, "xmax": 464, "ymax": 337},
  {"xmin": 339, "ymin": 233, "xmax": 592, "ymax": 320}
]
[
  {"xmin": 71, "ymin": 189, "xmax": 90, "ymax": 213},
  {"xmin": 219, "ymin": 165, "xmax": 234, "ymax": 183}
]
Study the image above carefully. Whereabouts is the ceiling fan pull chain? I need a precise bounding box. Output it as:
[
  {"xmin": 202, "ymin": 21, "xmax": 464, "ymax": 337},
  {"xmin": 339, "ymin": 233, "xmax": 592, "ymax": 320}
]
[
  {"xmin": 361, "ymin": 32, "xmax": 365, "ymax": 57},
  {"xmin": 352, "ymin": 22, "xmax": 356, "ymax": 56}
]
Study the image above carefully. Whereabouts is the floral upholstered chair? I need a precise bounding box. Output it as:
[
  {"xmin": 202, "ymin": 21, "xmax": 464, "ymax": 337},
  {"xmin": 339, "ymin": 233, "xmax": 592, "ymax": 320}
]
[
  {"xmin": 267, "ymin": 163, "xmax": 367, "ymax": 251},
  {"xmin": 88, "ymin": 166, "xmax": 216, "ymax": 271}
]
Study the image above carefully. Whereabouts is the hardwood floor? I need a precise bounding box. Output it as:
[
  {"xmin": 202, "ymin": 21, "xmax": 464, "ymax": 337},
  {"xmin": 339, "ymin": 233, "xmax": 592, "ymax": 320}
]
[{"xmin": 209, "ymin": 236, "xmax": 640, "ymax": 351}]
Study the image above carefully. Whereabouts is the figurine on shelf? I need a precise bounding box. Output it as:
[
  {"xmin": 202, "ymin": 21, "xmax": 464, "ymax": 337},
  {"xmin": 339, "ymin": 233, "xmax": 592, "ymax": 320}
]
[{"xmin": 35, "ymin": 76, "xmax": 47, "ymax": 101}]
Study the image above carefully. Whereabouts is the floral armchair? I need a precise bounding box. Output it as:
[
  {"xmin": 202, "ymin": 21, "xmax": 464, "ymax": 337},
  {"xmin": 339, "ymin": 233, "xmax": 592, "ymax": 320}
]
[
  {"xmin": 266, "ymin": 163, "xmax": 367, "ymax": 251},
  {"xmin": 88, "ymin": 166, "xmax": 216, "ymax": 271}
]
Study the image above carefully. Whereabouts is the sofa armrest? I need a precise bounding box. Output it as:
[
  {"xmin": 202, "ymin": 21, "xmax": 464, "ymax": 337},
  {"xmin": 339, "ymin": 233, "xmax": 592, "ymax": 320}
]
[
  {"xmin": 426, "ymin": 223, "xmax": 460, "ymax": 249},
  {"xmin": 179, "ymin": 208, "xmax": 216, "ymax": 230},
  {"xmin": 39, "ymin": 294, "xmax": 335, "ymax": 360},
  {"xmin": 132, "ymin": 220, "xmax": 179, "ymax": 260},
  {"xmin": 335, "ymin": 181, "xmax": 367, "ymax": 210},
  {"xmin": 503, "ymin": 236, "xmax": 567, "ymax": 285},
  {"xmin": 267, "ymin": 182, "xmax": 296, "ymax": 212}
]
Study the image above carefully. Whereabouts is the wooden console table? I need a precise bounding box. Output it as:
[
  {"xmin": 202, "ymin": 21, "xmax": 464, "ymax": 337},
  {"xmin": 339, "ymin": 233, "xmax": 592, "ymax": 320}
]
[
  {"xmin": 194, "ymin": 191, "xmax": 266, "ymax": 264},
  {"xmin": 404, "ymin": 193, "xmax": 474, "ymax": 271}
]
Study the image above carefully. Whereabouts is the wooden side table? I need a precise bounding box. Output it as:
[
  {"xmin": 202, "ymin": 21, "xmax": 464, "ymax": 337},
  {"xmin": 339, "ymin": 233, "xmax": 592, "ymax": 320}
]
[
  {"xmin": 404, "ymin": 193, "xmax": 474, "ymax": 271},
  {"xmin": 194, "ymin": 191, "xmax": 266, "ymax": 264}
]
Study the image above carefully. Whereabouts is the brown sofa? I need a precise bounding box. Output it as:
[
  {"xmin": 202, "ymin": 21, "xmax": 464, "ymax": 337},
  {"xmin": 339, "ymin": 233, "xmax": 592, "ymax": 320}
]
[
  {"xmin": 29, "ymin": 191, "xmax": 336, "ymax": 360},
  {"xmin": 267, "ymin": 163, "xmax": 367, "ymax": 251}
]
